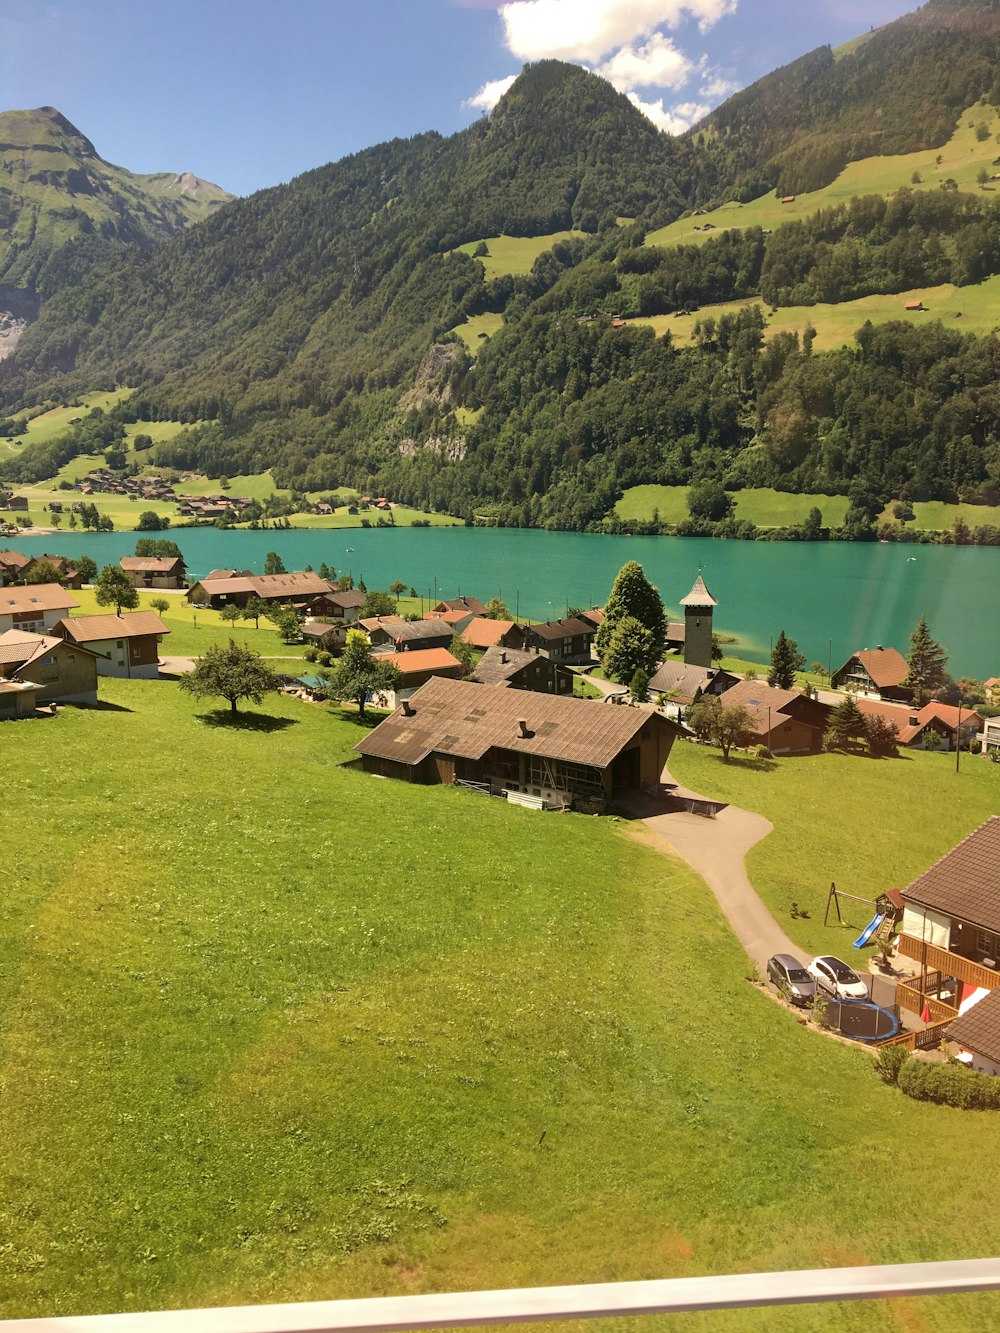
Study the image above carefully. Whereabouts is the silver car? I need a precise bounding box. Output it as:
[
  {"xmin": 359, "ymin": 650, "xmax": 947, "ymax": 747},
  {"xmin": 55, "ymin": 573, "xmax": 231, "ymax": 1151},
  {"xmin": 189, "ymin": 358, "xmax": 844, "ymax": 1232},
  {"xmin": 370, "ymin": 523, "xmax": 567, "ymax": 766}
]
[{"xmin": 766, "ymin": 953, "xmax": 817, "ymax": 1006}]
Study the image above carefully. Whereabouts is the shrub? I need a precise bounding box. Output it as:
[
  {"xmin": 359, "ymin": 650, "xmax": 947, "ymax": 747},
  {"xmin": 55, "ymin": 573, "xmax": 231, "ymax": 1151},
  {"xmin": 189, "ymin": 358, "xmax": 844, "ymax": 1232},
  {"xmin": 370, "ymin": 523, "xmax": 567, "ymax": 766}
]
[
  {"xmin": 317, "ymin": 651, "xmax": 333, "ymax": 667},
  {"xmin": 898, "ymin": 1055, "xmax": 1000, "ymax": 1108},
  {"xmin": 755, "ymin": 744, "xmax": 771, "ymax": 759},
  {"xmin": 875, "ymin": 1044, "xmax": 910, "ymax": 1085},
  {"xmin": 303, "ymin": 647, "xmax": 319, "ymax": 662}
]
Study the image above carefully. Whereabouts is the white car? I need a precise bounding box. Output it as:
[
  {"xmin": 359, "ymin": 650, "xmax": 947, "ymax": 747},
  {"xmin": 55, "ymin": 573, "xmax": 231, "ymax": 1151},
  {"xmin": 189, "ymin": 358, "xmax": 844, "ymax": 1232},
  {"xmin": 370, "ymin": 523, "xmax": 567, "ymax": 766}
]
[{"xmin": 807, "ymin": 955, "xmax": 869, "ymax": 1001}]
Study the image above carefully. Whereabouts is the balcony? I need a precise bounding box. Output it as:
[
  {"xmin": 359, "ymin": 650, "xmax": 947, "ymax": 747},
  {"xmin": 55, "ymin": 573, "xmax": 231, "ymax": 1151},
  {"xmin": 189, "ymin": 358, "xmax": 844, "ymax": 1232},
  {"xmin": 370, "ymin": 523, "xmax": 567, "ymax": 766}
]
[{"xmin": 896, "ymin": 934, "xmax": 1000, "ymax": 990}]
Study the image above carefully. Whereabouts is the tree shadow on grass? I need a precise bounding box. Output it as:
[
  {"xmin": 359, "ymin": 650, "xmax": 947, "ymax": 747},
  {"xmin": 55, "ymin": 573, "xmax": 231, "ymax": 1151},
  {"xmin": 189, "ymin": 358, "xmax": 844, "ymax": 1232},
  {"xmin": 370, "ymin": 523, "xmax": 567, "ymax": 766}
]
[
  {"xmin": 708, "ymin": 752, "xmax": 778, "ymax": 773},
  {"xmin": 329, "ymin": 704, "xmax": 392, "ymax": 730},
  {"xmin": 198, "ymin": 710, "xmax": 299, "ymax": 732},
  {"xmin": 82, "ymin": 700, "xmax": 134, "ymax": 713}
]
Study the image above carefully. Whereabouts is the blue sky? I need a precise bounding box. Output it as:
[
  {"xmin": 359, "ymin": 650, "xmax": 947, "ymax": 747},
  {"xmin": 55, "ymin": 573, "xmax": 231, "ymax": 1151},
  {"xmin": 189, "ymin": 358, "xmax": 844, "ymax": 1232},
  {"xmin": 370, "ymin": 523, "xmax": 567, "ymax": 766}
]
[{"xmin": 0, "ymin": 0, "xmax": 918, "ymax": 197}]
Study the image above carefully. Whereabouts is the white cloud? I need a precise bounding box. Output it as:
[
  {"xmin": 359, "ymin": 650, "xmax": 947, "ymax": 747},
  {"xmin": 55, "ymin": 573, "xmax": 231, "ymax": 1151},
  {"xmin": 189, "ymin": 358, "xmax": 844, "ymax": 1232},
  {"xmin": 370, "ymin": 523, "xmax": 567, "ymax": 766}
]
[
  {"xmin": 700, "ymin": 74, "xmax": 739, "ymax": 98},
  {"xmin": 598, "ymin": 31, "xmax": 692, "ymax": 91},
  {"xmin": 499, "ymin": 0, "xmax": 736, "ymax": 64},
  {"xmin": 626, "ymin": 91, "xmax": 707, "ymax": 135},
  {"xmin": 465, "ymin": 74, "xmax": 518, "ymax": 111}
]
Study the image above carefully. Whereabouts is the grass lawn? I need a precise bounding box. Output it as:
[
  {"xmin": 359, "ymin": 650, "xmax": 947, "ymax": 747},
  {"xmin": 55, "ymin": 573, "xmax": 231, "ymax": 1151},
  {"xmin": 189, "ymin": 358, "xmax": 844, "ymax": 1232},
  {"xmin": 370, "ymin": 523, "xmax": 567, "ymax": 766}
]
[
  {"xmin": 667, "ymin": 741, "xmax": 1000, "ymax": 963},
  {"xmin": 452, "ymin": 313, "xmax": 504, "ymax": 355},
  {"xmin": 281, "ymin": 507, "xmax": 461, "ymax": 530},
  {"xmin": 66, "ymin": 588, "xmax": 309, "ymax": 660},
  {"xmin": 452, "ymin": 231, "xmax": 585, "ymax": 279},
  {"xmin": 4, "ymin": 682, "xmax": 1000, "ymax": 1327},
  {"xmin": 615, "ymin": 485, "xmax": 851, "ymax": 529},
  {"xmin": 880, "ymin": 498, "xmax": 1000, "ymax": 532}
]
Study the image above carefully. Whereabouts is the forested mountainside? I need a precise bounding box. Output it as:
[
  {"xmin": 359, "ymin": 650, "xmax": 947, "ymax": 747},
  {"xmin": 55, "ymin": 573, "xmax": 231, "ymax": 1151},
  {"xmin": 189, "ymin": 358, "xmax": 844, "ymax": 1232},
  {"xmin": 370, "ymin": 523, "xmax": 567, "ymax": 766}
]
[
  {"xmin": 5, "ymin": 4, "xmax": 1000, "ymax": 534},
  {"xmin": 685, "ymin": 0, "xmax": 1000, "ymax": 201},
  {"xmin": 0, "ymin": 106, "xmax": 230, "ymax": 304}
]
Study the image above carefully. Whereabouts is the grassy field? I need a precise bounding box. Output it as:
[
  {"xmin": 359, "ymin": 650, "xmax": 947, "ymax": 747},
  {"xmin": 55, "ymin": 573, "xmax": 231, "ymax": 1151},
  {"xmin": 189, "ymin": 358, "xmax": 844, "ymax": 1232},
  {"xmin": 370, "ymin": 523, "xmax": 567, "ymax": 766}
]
[
  {"xmin": 615, "ymin": 485, "xmax": 851, "ymax": 528},
  {"xmin": 280, "ymin": 507, "xmax": 462, "ymax": 530},
  {"xmin": 451, "ymin": 313, "xmax": 504, "ymax": 355},
  {"xmin": 644, "ymin": 102, "xmax": 1000, "ymax": 252},
  {"xmin": 453, "ymin": 231, "xmax": 585, "ymax": 279},
  {"xmin": 4, "ymin": 682, "xmax": 1000, "ymax": 1327},
  {"xmin": 880, "ymin": 498, "xmax": 1000, "ymax": 531},
  {"xmin": 668, "ymin": 741, "xmax": 1000, "ymax": 962}
]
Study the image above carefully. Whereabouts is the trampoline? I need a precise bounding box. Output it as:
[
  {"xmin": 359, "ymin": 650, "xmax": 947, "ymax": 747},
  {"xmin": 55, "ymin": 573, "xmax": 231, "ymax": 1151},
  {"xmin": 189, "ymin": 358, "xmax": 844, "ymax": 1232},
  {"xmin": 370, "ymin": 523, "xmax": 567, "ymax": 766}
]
[{"xmin": 826, "ymin": 999, "xmax": 901, "ymax": 1043}]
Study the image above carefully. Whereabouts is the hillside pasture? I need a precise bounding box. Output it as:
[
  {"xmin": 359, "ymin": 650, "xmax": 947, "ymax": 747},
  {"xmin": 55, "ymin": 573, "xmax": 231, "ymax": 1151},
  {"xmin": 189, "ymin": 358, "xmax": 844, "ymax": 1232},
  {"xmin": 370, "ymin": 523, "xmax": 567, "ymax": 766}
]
[
  {"xmin": 453, "ymin": 230, "xmax": 585, "ymax": 279},
  {"xmin": 644, "ymin": 102, "xmax": 1000, "ymax": 252},
  {"xmin": 615, "ymin": 485, "xmax": 851, "ymax": 529},
  {"xmin": 452, "ymin": 312, "xmax": 504, "ymax": 354},
  {"xmin": 3, "ymin": 680, "xmax": 1000, "ymax": 1328}
]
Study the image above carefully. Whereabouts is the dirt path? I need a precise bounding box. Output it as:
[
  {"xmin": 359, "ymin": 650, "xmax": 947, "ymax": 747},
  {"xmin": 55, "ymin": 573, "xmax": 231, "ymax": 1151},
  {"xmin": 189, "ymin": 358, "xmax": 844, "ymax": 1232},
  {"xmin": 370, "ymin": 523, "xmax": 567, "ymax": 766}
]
[{"xmin": 626, "ymin": 786, "xmax": 798, "ymax": 972}]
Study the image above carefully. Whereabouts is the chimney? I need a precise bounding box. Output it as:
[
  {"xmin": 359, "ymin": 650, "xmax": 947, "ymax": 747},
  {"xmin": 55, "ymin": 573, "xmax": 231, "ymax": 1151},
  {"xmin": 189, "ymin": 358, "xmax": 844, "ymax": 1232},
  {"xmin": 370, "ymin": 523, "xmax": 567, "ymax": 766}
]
[
  {"xmin": 402, "ymin": 699, "xmax": 414, "ymax": 716},
  {"xmin": 500, "ymin": 650, "xmax": 507, "ymax": 664},
  {"xmin": 518, "ymin": 719, "xmax": 529, "ymax": 737}
]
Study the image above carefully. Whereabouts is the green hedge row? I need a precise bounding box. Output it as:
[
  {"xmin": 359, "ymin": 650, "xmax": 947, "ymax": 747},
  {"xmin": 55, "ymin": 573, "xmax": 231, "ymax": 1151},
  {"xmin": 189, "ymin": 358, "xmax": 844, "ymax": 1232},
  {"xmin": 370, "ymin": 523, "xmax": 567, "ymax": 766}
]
[{"xmin": 876, "ymin": 1045, "xmax": 1000, "ymax": 1109}]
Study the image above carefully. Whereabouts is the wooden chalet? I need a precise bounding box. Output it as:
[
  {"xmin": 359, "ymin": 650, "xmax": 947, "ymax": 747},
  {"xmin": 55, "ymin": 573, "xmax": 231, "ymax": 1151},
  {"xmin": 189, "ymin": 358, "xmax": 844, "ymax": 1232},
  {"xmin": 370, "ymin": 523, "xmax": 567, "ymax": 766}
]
[
  {"xmin": 0, "ymin": 628, "xmax": 100, "ymax": 705},
  {"xmin": 378, "ymin": 647, "xmax": 463, "ymax": 704},
  {"xmin": 355, "ymin": 676, "xmax": 679, "ymax": 812},
  {"xmin": 366, "ymin": 618, "xmax": 455, "ymax": 653},
  {"xmin": 305, "ymin": 589, "xmax": 366, "ymax": 622},
  {"xmin": 855, "ymin": 697, "xmax": 983, "ymax": 750},
  {"xmin": 120, "ymin": 555, "xmax": 187, "ymax": 589},
  {"xmin": 0, "ymin": 550, "xmax": 31, "ymax": 585},
  {"xmin": 516, "ymin": 616, "xmax": 596, "ymax": 664},
  {"xmin": 56, "ymin": 611, "xmax": 170, "ymax": 679},
  {"xmin": 718, "ymin": 679, "xmax": 832, "ymax": 753},
  {"xmin": 895, "ymin": 818, "xmax": 1000, "ymax": 1034},
  {"xmin": 186, "ymin": 571, "xmax": 334, "ymax": 609},
  {"xmin": 432, "ymin": 596, "xmax": 486, "ymax": 617},
  {"xmin": 472, "ymin": 645, "xmax": 575, "ymax": 695},
  {"xmin": 460, "ymin": 617, "xmax": 517, "ymax": 652},
  {"xmin": 831, "ymin": 646, "xmax": 910, "ymax": 702},
  {"xmin": 0, "ymin": 583, "xmax": 80, "ymax": 634},
  {"xmin": 648, "ymin": 660, "xmax": 738, "ymax": 718}
]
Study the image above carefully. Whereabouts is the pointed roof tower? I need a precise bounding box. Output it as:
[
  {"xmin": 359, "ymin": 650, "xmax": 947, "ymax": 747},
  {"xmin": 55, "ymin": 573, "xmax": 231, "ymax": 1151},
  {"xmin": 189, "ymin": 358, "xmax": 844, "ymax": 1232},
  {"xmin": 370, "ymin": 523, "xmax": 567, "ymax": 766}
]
[{"xmin": 680, "ymin": 572, "xmax": 718, "ymax": 608}]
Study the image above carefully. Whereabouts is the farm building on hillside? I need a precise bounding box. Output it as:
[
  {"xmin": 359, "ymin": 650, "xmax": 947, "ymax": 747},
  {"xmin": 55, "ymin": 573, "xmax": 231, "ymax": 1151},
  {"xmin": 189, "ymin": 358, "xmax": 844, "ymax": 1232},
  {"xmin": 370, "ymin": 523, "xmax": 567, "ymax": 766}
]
[
  {"xmin": 186, "ymin": 571, "xmax": 333, "ymax": 609},
  {"xmin": 354, "ymin": 676, "xmax": 679, "ymax": 812}
]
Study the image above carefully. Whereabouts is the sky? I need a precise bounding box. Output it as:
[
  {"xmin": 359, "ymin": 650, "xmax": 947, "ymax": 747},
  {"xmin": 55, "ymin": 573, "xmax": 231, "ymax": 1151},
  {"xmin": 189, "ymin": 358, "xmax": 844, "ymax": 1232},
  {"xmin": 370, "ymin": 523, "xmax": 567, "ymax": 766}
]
[{"xmin": 0, "ymin": 0, "xmax": 920, "ymax": 197}]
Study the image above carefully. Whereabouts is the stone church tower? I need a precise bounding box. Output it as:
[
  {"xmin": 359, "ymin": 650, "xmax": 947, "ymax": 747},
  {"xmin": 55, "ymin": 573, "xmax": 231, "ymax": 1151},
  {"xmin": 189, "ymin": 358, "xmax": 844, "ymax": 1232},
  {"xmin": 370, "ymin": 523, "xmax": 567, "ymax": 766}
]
[{"xmin": 681, "ymin": 572, "xmax": 718, "ymax": 668}]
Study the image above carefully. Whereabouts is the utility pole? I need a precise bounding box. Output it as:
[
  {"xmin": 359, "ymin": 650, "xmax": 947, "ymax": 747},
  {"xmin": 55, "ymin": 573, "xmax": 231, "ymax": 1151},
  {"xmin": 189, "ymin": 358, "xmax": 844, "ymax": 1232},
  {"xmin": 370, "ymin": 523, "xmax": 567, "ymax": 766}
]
[{"xmin": 956, "ymin": 696, "xmax": 963, "ymax": 775}]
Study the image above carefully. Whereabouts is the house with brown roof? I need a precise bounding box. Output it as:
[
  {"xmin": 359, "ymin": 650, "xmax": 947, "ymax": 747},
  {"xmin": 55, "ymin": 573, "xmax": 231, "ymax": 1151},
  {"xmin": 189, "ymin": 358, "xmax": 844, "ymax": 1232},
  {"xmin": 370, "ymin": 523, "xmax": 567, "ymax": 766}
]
[
  {"xmin": 21, "ymin": 554, "xmax": 83, "ymax": 589},
  {"xmin": 0, "ymin": 628, "xmax": 100, "ymax": 705},
  {"xmin": 517, "ymin": 617, "xmax": 596, "ymax": 664},
  {"xmin": 947, "ymin": 987, "xmax": 1000, "ymax": 1075},
  {"xmin": 300, "ymin": 621, "xmax": 346, "ymax": 651},
  {"xmin": 305, "ymin": 589, "xmax": 366, "ymax": 622},
  {"xmin": 0, "ymin": 583, "xmax": 80, "ymax": 634},
  {"xmin": 120, "ymin": 555, "xmax": 187, "ymax": 589},
  {"xmin": 355, "ymin": 676, "xmax": 680, "ymax": 812},
  {"xmin": 472, "ymin": 645, "xmax": 575, "ymax": 695},
  {"xmin": 460, "ymin": 617, "xmax": 517, "ymax": 652},
  {"xmin": 424, "ymin": 607, "xmax": 478, "ymax": 633},
  {"xmin": 365, "ymin": 618, "xmax": 455, "ymax": 653},
  {"xmin": 431, "ymin": 596, "xmax": 487, "ymax": 616},
  {"xmin": 0, "ymin": 550, "xmax": 30, "ymax": 586},
  {"xmin": 186, "ymin": 571, "xmax": 333, "ymax": 609},
  {"xmin": 56, "ymin": 611, "xmax": 170, "ymax": 678},
  {"xmin": 855, "ymin": 697, "xmax": 983, "ymax": 750},
  {"xmin": 648, "ymin": 660, "xmax": 738, "ymax": 718},
  {"xmin": 377, "ymin": 647, "xmax": 463, "ymax": 705},
  {"xmin": 718, "ymin": 679, "xmax": 832, "ymax": 753},
  {"xmin": 831, "ymin": 646, "xmax": 911, "ymax": 702},
  {"xmin": 895, "ymin": 818, "xmax": 1000, "ymax": 1027}
]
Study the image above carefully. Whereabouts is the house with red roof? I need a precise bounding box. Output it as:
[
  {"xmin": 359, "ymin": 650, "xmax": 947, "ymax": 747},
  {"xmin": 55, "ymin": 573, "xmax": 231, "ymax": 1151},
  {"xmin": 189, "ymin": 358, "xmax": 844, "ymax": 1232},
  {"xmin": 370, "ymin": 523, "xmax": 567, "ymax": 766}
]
[{"xmin": 831, "ymin": 646, "xmax": 911, "ymax": 702}]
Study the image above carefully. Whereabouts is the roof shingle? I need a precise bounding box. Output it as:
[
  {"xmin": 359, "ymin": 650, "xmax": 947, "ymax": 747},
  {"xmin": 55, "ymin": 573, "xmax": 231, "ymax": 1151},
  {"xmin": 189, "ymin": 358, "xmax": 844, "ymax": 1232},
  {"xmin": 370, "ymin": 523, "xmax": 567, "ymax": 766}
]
[{"xmin": 902, "ymin": 817, "xmax": 1000, "ymax": 932}]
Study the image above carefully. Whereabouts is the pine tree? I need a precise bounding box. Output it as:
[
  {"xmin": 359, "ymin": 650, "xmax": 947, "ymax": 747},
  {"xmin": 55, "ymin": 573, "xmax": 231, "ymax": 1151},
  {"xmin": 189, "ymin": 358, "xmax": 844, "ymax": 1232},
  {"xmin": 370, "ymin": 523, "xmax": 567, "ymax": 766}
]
[
  {"xmin": 596, "ymin": 561, "xmax": 665, "ymax": 662},
  {"xmin": 904, "ymin": 615, "xmax": 949, "ymax": 705},
  {"xmin": 768, "ymin": 629, "xmax": 805, "ymax": 690},
  {"xmin": 823, "ymin": 694, "xmax": 866, "ymax": 751}
]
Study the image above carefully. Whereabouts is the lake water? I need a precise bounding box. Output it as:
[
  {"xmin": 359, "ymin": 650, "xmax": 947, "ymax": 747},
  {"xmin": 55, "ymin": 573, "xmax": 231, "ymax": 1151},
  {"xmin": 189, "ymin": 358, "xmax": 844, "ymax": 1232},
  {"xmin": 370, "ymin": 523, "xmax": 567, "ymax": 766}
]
[{"xmin": 10, "ymin": 526, "xmax": 1000, "ymax": 677}]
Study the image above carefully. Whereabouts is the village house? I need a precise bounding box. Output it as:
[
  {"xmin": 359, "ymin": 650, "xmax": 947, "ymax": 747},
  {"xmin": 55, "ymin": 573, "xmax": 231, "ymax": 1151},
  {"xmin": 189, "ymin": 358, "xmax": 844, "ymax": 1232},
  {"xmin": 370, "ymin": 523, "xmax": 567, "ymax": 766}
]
[
  {"xmin": 120, "ymin": 555, "xmax": 187, "ymax": 590},
  {"xmin": 472, "ymin": 645, "xmax": 575, "ymax": 695},
  {"xmin": 718, "ymin": 679, "xmax": 832, "ymax": 753},
  {"xmin": 0, "ymin": 550, "xmax": 31, "ymax": 585},
  {"xmin": 21, "ymin": 555, "xmax": 83, "ymax": 589},
  {"xmin": 431, "ymin": 596, "xmax": 487, "ymax": 617},
  {"xmin": 0, "ymin": 628, "xmax": 100, "ymax": 705},
  {"xmin": 305, "ymin": 589, "xmax": 366, "ymax": 622},
  {"xmin": 895, "ymin": 818, "xmax": 1000, "ymax": 1032},
  {"xmin": 365, "ymin": 618, "xmax": 455, "ymax": 653},
  {"xmin": 186, "ymin": 571, "xmax": 333, "ymax": 609},
  {"xmin": 947, "ymin": 987, "xmax": 1000, "ymax": 1074},
  {"xmin": 423, "ymin": 606, "xmax": 478, "ymax": 633},
  {"xmin": 378, "ymin": 647, "xmax": 463, "ymax": 704},
  {"xmin": 0, "ymin": 583, "xmax": 80, "ymax": 634},
  {"xmin": 515, "ymin": 616, "xmax": 596, "ymax": 664},
  {"xmin": 831, "ymin": 646, "xmax": 911, "ymax": 701},
  {"xmin": 648, "ymin": 660, "xmax": 738, "ymax": 718},
  {"xmin": 460, "ymin": 617, "xmax": 517, "ymax": 652},
  {"xmin": 300, "ymin": 621, "xmax": 347, "ymax": 651},
  {"xmin": 4, "ymin": 496, "xmax": 29, "ymax": 512},
  {"xmin": 355, "ymin": 677, "xmax": 680, "ymax": 812},
  {"xmin": 983, "ymin": 677, "xmax": 1000, "ymax": 707},
  {"xmin": 855, "ymin": 697, "xmax": 983, "ymax": 750},
  {"xmin": 55, "ymin": 610, "xmax": 170, "ymax": 678},
  {"xmin": 980, "ymin": 715, "xmax": 1000, "ymax": 756}
]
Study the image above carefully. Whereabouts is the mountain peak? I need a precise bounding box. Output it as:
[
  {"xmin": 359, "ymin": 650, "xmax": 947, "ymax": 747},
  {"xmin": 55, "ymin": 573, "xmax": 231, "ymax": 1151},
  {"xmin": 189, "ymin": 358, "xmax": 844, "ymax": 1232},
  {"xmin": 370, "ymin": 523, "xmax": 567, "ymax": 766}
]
[{"xmin": 0, "ymin": 105, "xmax": 96, "ymax": 156}]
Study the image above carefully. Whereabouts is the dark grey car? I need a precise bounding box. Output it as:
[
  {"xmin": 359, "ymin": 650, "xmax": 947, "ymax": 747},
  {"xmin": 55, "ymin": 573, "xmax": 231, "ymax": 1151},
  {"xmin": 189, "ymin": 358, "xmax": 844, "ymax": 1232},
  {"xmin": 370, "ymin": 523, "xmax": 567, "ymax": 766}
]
[{"xmin": 766, "ymin": 953, "xmax": 817, "ymax": 1006}]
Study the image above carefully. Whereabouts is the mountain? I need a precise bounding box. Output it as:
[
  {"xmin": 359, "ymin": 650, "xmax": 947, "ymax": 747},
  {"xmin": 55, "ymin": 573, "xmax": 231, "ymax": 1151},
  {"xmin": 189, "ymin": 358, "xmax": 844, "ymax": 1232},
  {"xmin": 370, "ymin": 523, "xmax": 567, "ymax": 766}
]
[
  {"xmin": 4, "ymin": 13, "xmax": 1000, "ymax": 535},
  {"xmin": 0, "ymin": 106, "xmax": 231, "ymax": 313}
]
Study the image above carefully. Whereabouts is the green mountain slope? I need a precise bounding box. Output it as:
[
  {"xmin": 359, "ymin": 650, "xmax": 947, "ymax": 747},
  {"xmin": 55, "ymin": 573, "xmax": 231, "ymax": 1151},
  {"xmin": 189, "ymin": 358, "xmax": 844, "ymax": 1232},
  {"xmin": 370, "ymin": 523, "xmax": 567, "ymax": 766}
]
[{"xmin": 0, "ymin": 106, "xmax": 231, "ymax": 302}]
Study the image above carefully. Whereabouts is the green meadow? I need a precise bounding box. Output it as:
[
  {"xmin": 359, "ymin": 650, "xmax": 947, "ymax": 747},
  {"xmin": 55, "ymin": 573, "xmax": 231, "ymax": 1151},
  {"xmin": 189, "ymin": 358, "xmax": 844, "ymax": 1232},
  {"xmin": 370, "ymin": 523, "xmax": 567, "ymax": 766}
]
[
  {"xmin": 452, "ymin": 312, "xmax": 504, "ymax": 355},
  {"xmin": 3, "ymin": 682, "xmax": 1000, "ymax": 1327},
  {"xmin": 615, "ymin": 485, "xmax": 851, "ymax": 529},
  {"xmin": 453, "ymin": 230, "xmax": 585, "ymax": 279},
  {"xmin": 644, "ymin": 102, "xmax": 1000, "ymax": 252}
]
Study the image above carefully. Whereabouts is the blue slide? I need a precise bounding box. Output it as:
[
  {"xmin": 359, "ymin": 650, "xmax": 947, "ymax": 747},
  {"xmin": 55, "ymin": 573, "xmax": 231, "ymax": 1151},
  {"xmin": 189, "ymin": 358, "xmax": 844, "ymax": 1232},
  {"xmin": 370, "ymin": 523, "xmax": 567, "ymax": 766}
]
[{"xmin": 853, "ymin": 912, "xmax": 885, "ymax": 949}]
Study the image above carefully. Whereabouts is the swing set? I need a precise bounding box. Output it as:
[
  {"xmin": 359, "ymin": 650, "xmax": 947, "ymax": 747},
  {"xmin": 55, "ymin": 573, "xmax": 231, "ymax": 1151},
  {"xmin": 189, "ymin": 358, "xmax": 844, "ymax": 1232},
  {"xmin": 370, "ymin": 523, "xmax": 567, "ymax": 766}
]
[{"xmin": 823, "ymin": 882, "xmax": 901, "ymax": 948}]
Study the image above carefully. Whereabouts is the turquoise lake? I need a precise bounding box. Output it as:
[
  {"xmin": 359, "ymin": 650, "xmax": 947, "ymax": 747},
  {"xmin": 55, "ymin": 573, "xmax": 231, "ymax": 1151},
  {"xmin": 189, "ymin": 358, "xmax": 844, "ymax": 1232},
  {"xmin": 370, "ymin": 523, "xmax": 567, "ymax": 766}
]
[{"xmin": 11, "ymin": 526, "xmax": 1000, "ymax": 676}]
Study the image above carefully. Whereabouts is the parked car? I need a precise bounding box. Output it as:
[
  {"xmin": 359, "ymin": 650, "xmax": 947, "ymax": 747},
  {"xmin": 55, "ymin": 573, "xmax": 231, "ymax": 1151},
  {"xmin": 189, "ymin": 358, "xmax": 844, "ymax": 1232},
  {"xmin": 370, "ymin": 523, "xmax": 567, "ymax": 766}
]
[
  {"xmin": 807, "ymin": 955, "xmax": 869, "ymax": 1000},
  {"xmin": 766, "ymin": 953, "xmax": 817, "ymax": 1006}
]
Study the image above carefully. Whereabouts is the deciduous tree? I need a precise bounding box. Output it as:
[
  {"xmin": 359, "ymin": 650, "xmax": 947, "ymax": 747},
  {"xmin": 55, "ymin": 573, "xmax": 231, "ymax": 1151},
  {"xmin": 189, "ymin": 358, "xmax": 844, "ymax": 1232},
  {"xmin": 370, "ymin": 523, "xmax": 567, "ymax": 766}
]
[
  {"xmin": 324, "ymin": 629, "xmax": 402, "ymax": 719},
  {"xmin": 596, "ymin": 561, "xmax": 665, "ymax": 661},
  {"xmin": 485, "ymin": 596, "xmax": 512, "ymax": 619},
  {"xmin": 263, "ymin": 551, "xmax": 286, "ymax": 575},
  {"xmin": 178, "ymin": 640, "xmax": 280, "ymax": 714},
  {"xmin": 94, "ymin": 564, "xmax": 140, "ymax": 616},
  {"xmin": 242, "ymin": 594, "xmax": 267, "ymax": 629},
  {"xmin": 603, "ymin": 615, "xmax": 659, "ymax": 683}
]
